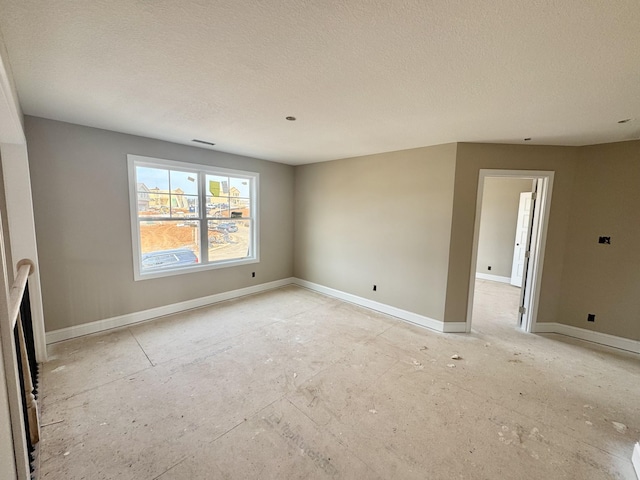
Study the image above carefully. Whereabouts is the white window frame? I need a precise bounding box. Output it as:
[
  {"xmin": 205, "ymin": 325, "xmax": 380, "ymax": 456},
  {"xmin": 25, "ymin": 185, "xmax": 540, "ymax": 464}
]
[{"xmin": 127, "ymin": 154, "xmax": 259, "ymax": 280}]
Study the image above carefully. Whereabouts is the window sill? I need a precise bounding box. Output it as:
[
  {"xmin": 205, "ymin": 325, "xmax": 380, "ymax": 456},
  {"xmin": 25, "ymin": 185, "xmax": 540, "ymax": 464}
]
[{"xmin": 133, "ymin": 256, "xmax": 259, "ymax": 281}]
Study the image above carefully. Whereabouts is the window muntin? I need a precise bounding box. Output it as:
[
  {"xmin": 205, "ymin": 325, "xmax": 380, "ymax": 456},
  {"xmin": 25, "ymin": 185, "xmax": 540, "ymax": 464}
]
[{"xmin": 128, "ymin": 155, "xmax": 258, "ymax": 280}]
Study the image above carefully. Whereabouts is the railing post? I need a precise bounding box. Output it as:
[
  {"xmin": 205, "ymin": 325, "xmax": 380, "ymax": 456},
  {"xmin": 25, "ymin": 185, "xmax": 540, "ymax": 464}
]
[
  {"xmin": 17, "ymin": 315, "xmax": 39, "ymax": 446},
  {"xmin": 19, "ymin": 284, "xmax": 38, "ymax": 398}
]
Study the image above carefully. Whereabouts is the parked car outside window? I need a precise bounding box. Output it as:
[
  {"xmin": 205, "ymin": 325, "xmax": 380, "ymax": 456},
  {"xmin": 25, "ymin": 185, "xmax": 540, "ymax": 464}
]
[{"xmin": 141, "ymin": 249, "xmax": 199, "ymax": 271}]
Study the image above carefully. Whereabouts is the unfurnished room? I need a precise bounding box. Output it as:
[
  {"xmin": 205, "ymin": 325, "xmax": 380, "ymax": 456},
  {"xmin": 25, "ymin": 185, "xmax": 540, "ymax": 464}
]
[{"xmin": 0, "ymin": 1, "xmax": 638, "ymax": 479}]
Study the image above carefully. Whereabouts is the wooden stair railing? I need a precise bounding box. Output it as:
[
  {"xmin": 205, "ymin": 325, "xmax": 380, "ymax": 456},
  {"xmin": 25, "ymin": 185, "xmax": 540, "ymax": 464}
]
[{"xmin": 8, "ymin": 258, "xmax": 40, "ymax": 477}]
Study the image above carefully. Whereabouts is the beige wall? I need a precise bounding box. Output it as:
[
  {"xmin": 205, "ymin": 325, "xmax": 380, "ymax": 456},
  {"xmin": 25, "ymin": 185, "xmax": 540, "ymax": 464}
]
[
  {"xmin": 476, "ymin": 177, "xmax": 532, "ymax": 278},
  {"xmin": 557, "ymin": 141, "xmax": 640, "ymax": 340},
  {"xmin": 444, "ymin": 143, "xmax": 579, "ymax": 324},
  {"xmin": 25, "ymin": 117, "xmax": 295, "ymax": 332},
  {"xmin": 294, "ymin": 144, "xmax": 457, "ymax": 321},
  {"xmin": 23, "ymin": 117, "xmax": 640, "ymax": 342}
]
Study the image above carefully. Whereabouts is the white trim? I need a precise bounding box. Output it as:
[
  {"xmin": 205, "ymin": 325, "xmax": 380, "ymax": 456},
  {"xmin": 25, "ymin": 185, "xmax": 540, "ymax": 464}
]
[
  {"xmin": 46, "ymin": 277, "xmax": 469, "ymax": 344},
  {"xmin": 1, "ymin": 145, "xmax": 48, "ymax": 363},
  {"xmin": 0, "ymin": 37, "xmax": 24, "ymax": 144},
  {"xmin": 531, "ymin": 322, "xmax": 560, "ymax": 333},
  {"xmin": 293, "ymin": 278, "xmax": 463, "ymax": 333},
  {"xmin": 632, "ymin": 442, "xmax": 640, "ymax": 480},
  {"xmin": 467, "ymin": 170, "xmax": 554, "ymax": 334},
  {"xmin": 442, "ymin": 322, "xmax": 468, "ymax": 333},
  {"xmin": 475, "ymin": 273, "xmax": 512, "ymax": 284},
  {"xmin": 0, "ymin": 39, "xmax": 32, "ymax": 480},
  {"xmin": 45, "ymin": 276, "xmax": 640, "ymax": 353},
  {"xmin": 534, "ymin": 323, "xmax": 640, "ymax": 354},
  {"xmin": 46, "ymin": 278, "xmax": 294, "ymax": 344},
  {"xmin": 127, "ymin": 154, "xmax": 259, "ymax": 281}
]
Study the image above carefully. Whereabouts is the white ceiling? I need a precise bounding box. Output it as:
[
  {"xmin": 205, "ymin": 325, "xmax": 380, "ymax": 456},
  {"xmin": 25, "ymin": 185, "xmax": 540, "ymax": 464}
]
[{"xmin": 0, "ymin": 1, "xmax": 639, "ymax": 165}]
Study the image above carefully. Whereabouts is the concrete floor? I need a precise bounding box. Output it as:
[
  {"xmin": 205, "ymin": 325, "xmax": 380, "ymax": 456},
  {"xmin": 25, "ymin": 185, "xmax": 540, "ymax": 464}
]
[{"xmin": 38, "ymin": 282, "xmax": 639, "ymax": 479}]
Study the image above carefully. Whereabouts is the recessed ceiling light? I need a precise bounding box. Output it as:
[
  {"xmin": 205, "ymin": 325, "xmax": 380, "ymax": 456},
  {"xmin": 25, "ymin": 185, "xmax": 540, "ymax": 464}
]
[
  {"xmin": 192, "ymin": 139, "xmax": 216, "ymax": 146},
  {"xmin": 617, "ymin": 118, "xmax": 632, "ymax": 124},
  {"xmin": 285, "ymin": 116, "xmax": 297, "ymax": 121},
  {"xmin": 524, "ymin": 137, "xmax": 532, "ymax": 141}
]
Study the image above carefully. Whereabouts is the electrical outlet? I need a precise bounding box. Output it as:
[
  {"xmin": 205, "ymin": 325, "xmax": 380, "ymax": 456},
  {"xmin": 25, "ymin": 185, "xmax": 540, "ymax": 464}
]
[
  {"xmin": 598, "ymin": 236, "xmax": 611, "ymax": 244},
  {"xmin": 587, "ymin": 313, "xmax": 595, "ymax": 322},
  {"xmin": 251, "ymin": 272, "xmax": 255, "ymax": 278},
  {"xmin": 488, "ymin": 266, "xmax": 492, "ymax": 271},
  {"xmin": 373, "ymin": 285, "xmax": 377, "ymax": 292}
]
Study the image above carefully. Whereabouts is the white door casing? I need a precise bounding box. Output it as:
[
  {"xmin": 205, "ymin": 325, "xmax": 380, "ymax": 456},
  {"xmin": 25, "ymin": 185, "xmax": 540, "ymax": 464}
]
[{"xmin": 467, "ymin": 170, "xmax": 554, "ymax": 334}]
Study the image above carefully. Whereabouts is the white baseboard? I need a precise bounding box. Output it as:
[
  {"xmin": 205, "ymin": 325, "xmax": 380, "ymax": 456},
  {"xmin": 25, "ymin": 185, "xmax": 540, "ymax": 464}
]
[
  {"xmin": 475, "ymin": 273, "xmax": 512, "ymax": 284},
  {"xmin": 442, "ymin": 322, "xmax": 468, "ymax": 333},
  {"xmin": 534, "ymin": 322, "xmax": 640, "ymax": 354},
  {"xmin": 632, "ymin": 443, "xmax": 640, "ymax": 480},
  {"xmin": 46, "ymin": 278, "xmax": 295, "ymax": 344},
  {"xmin": 49, "ymin": 276, "xmax": 637, "ymax": 354},
  {"xmin": 292, "ymin": 278, "xmax": 464, "ymax": 334},
  {"xmin": 532, "ymin": 322, "xmax": 561, "ymax": 334}
]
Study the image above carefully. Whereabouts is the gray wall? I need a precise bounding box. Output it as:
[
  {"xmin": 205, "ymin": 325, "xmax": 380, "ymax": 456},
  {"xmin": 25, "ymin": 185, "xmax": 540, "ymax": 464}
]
[
  {"xmin": 294, "ymin": 144, "xmax": 457, "ymax": 322},
  {"xmin": 558, "ymin": 141, "xmax": 640, "ymax": 340},
  {"xmin": 26, "ymin": 116, "xmax": 295, "ymax": 332},
  {"xmin": 476, "ymin": 177, "xmax": 532, "ymax": 278}
]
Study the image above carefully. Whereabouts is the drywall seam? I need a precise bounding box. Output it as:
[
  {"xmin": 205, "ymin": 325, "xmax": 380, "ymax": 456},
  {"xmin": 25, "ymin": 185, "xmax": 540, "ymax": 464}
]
[
  {"xmin": 475, "ymin": 273, "xmax": 511, "ymax": 284},
  {"xmin": 293, "ymin": 278, "xmax": 466, "ymax": 333},
  {"xmin": 46, "ymin": 277, "xmax": 295, "ymax": 343},
  {"xmin": 534, "ymin": 322, "xmax": 640, "ymax": 354}
]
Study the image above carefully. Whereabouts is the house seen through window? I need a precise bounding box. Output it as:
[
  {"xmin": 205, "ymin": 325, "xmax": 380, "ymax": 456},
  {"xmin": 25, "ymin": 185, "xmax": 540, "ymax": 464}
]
[{"xmin": 128, "ymin": 155, "xmax": 258, "ymax": 279}]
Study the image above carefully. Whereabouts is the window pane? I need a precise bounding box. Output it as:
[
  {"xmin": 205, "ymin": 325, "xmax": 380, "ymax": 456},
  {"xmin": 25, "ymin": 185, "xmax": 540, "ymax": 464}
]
[
  {"xmin": 140, "ymin": 220, "xmax": 200, "ymax": 271},
  {"xmin": 208, "ymin": 220, "xmax": 251, "ymax": 262},
  {"xmin": 137, "ymin": 193, "xmax": 152, "ymax": 215},
  {"xmin": 229, "ymin": 177, "xmax": 251, "ymax": 197},
  {"xmin": 206, "ymin": 174, "xmax": 229, "ymax": 199},
  {"xmin": 141, "ymin": 193, "xmax": 170, "ymax": 217},
  {"xmin": 137, "ymin": 166, "xmax": 169, "ymax": 191},
  {"xmin": 171, "ymin": 195, "xmax": 199, "ymax": 218},
  {"xmin": 207, "ymin": 198, "xmax": 230, "ymax": 218},
  {"xmin": 130, "ymin": 154, "xmax": 258, "ymax": 278},
  {"xmin": 229, "ymin": 197, "xmax": 251, "ymax": 218},
  {"xmin": 170, "ymin": 170, "xmax": 198, "ymax": 195}
]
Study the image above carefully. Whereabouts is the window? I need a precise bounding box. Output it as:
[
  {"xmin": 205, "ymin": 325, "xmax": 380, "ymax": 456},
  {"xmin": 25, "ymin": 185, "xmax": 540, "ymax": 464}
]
[{"xmin": 128, "ymin": 155, "xmax": 258, "ymax": 280}]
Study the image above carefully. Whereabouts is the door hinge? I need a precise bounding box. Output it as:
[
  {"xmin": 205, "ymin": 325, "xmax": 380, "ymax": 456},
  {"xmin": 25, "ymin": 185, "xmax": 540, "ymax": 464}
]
[
  {"xmin": 531, "ymin": 191, "xmax": 538, "ymax": 200},
  {"xmin": 519, "ymin": 306, "xmax": 527, "ymax": 314},
  {"xmin": 525, "ymin": 250, "xmax": 531, "ymax": 258}
]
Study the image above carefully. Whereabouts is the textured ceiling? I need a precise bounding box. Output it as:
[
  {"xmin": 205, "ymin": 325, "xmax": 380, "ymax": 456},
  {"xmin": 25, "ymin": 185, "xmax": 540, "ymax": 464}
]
[{"xmin": 0, "ymin": 0, "xmax": 639, "ymax": 164}]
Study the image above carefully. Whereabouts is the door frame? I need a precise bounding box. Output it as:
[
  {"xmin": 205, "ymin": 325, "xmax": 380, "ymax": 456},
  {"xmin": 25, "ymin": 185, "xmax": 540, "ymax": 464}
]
[{"xmin": 466, "ymin": 169, "xmax": 554, "ymax": 333}]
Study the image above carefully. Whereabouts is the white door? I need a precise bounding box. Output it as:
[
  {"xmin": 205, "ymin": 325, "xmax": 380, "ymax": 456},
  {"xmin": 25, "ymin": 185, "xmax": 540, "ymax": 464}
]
[{"xmin": 510, "ymin": 192, "xmax": 532, "ymax": 287}]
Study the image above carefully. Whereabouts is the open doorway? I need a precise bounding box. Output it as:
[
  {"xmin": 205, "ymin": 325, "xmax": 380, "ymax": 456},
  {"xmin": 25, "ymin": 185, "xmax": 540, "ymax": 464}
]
[{"xmin": 466, "ymin": 170, "xmax": 554, "ymax": 334}]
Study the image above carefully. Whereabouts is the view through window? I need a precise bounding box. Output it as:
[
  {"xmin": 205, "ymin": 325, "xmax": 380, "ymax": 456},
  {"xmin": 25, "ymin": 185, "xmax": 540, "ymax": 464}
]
[{"xmin": 128, "ymin": 155, "xmax": 258, "ymax": 279}]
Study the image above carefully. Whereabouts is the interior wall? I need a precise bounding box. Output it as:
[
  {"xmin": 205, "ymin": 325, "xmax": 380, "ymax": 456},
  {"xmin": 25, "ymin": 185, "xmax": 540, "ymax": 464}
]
[
  {"xmin": 294, "ymin": 143, "xmax": 457, "ymax": 322},
  {"xmin": 445, "ymin": 143, "xmax": 579, "ymax": 324},
  {"xmin": 476, "ymin": 177, "xmax": 532, "ymax": 278},
  {"xmin": 558, "ymin": 140, "xmax": 640, "ymax": 340},
  {"xmin": 25, "ymin": 116, "xmax": 295, "ymax": 332}
]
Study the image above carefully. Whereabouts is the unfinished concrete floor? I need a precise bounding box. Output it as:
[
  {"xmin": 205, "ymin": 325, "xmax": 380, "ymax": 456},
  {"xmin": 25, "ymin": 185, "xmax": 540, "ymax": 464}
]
[{"xmin": 39, "ymin": 283, "xmax": 639, "ymax": 479}]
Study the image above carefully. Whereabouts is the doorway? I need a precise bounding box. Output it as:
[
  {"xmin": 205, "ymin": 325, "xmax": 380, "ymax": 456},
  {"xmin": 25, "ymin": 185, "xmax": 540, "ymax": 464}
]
[{"xmin": 466, "ymin": 170, "xmax": 554, "ymax": 333}]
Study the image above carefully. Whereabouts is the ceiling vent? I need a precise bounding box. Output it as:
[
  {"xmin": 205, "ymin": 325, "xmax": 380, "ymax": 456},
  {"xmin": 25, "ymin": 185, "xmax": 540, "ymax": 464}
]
[{"xmin": 192, "ymin": 139, "xmax": 216, "ymax": 146}]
